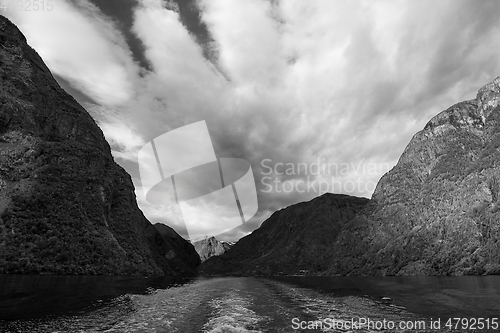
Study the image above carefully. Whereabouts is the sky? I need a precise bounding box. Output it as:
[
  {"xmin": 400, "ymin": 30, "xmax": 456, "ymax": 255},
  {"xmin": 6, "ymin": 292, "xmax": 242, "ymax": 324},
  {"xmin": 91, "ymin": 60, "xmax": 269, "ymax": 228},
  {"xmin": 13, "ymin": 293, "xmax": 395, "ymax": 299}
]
[{"xmin": 4, "ymin": 0, "xmax": 500, "ymax": 241}]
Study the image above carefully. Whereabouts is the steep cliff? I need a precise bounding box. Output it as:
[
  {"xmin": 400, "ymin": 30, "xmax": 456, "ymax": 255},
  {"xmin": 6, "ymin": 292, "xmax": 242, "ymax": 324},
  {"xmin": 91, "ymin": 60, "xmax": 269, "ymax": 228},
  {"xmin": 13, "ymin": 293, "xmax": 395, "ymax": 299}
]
[
  {"xmin": 0, "ymin": 15, "xmax": 198, "ymax": 275},
  {"xmin": 193, "ymin": 236, "xmax": 232, "ymax": 262},
  {"xmin": 201, "ymin": 194, "xmax": 369, "ymax": 275},
  {"xmin": 331, "ymin": 76, "xmax": 500, "ymax": 276}
]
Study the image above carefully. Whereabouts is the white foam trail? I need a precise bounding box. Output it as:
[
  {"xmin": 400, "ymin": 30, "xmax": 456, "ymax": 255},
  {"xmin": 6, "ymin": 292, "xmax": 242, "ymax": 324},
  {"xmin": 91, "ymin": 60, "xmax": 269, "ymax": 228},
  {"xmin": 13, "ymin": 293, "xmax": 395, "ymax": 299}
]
[{"xmin": 202, "ymin": 291, "xmax": 264, "ymax": 333}]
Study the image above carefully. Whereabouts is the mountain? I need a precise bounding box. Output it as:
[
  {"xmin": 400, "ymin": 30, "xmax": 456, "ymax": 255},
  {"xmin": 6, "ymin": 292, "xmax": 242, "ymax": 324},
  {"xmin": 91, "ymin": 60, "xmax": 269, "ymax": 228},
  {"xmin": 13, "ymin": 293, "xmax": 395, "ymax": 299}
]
[
  {"xmin": 330, "ymin": 76, "xmax": 500, "ymax": 276},
  {"xmin": 0, "ymin": 15, "xmax": 198, "ymax": 275},
  {"xmin": 154, "ymin": 223, "xmax": 200, "ymax": 273},
  {"xmin": 202, "ymin": 76, "xmax": 500, "ymax": 277},
  {"xmin": 200, "ymin": 194, "xmax": 369, "ymax": 275},
  {"xmin": 192, "ymin": 236, "xmax": 233, "ymax": 262}
]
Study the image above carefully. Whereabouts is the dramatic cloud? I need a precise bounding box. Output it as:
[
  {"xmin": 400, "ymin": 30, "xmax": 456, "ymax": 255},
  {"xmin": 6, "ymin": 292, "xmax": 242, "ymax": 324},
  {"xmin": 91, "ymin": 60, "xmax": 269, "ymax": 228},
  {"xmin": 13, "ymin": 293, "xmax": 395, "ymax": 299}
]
[
  {"xmin": 4, "ymin": 0, "xmax": 140, "ymax": 105},
  {"xmin": 5, "ymin": 0, "xmax": 500, "ymax": 240}
]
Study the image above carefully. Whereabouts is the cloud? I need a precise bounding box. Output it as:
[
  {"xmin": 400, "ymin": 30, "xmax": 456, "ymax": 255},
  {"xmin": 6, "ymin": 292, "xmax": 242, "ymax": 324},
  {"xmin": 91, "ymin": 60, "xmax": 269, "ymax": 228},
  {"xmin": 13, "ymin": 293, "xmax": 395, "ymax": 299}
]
[
  {"xmin": 4, "ymin": 0, "xmax": 139, "ymax": 106},
  {"xmin": 7, "ymin": 0, "xmax": 500, "ymax": 240}
]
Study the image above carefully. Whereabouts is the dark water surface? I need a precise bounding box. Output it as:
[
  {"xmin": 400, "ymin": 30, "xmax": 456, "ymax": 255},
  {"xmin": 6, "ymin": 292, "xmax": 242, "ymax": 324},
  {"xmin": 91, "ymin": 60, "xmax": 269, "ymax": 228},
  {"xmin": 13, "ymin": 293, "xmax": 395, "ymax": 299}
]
[
  {"xmin": 0, "ymin": 274, "xmax": 499, "ymax": 332},
  {"xmin": 0, "ymin": 274, "xmax": 193, "ymax": 320},
  {"xmin": 269, "ymin": 276, "xmax": 500, "ymax": 319}
]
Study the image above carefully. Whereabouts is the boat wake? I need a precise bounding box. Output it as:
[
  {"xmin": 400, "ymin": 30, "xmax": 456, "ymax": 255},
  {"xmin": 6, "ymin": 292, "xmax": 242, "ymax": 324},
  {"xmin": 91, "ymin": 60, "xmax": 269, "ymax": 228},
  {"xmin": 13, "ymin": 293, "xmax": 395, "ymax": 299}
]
[{"xmin": 202, "ymin": 291, "xmax": 265, "ymax": 333}]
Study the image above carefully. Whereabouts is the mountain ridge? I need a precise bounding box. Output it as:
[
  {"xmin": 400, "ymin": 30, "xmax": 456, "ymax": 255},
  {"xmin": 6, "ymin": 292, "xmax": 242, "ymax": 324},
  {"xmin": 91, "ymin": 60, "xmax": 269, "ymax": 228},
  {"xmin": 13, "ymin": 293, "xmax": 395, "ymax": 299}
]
[
  {"xmin": 201, "ymin": 193, "xmax": 369, "ymax": 275},
  {"xmin": 331, "ymin": 76, "xmax": 500, "ymax": 276}
]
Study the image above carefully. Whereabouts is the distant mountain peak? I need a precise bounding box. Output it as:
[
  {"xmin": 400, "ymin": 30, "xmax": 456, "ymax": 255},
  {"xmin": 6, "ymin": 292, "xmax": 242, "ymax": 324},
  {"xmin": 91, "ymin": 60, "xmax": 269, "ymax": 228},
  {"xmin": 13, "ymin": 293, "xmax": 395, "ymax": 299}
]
[{"xmin": 193, "ymin": 236, "xmax": 233, "ymax": 263}]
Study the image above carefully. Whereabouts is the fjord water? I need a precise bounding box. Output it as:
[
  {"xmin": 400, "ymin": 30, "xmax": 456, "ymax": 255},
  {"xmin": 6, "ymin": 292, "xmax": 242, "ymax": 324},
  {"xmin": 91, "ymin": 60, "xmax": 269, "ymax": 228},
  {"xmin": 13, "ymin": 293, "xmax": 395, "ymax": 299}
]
[{"xmin": 0, "ymin": 275, "xmax": 499, "ymax": 332}]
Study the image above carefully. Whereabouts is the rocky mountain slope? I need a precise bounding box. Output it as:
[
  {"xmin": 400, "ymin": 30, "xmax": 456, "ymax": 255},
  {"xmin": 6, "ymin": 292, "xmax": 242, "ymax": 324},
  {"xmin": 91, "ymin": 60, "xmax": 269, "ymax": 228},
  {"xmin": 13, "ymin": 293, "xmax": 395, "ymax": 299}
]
[
  {"xmin": 201, "ymin": 194, "xmax": 369, "ymax": 275},
  {"xmin": 192, "ymin": 236, "xmax": 233, "ymax": 262},
  {"xmin": 0, "ymin": 15, "xmax": 199, "ymax": 275},
  {"xmin": 330, "ymin": 76, "xmax": 500, "ymax": 276}
]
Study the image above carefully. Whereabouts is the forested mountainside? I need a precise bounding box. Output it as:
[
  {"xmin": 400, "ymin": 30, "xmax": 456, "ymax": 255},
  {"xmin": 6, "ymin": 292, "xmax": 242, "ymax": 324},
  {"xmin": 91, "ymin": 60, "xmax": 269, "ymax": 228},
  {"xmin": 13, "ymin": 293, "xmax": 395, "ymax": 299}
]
[{"xmin": 0, "ymin": 15, "xmax": 199, "ymax": 275}]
